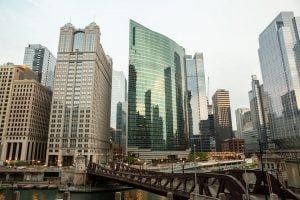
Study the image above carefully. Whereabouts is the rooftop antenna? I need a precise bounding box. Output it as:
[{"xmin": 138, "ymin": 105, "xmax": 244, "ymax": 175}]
[
  {"xmin": 69, "ymin": 16, "xmax": 72, "ymax": 23},
  {"xmin": 93, "ymin": 15, "xmax": 96, "ymax": 22}
]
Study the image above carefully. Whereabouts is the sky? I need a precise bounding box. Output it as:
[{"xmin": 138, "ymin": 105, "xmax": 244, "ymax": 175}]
[{"xmin": 0, "ymin": 0, "xmax": 299, "ymax": 129}]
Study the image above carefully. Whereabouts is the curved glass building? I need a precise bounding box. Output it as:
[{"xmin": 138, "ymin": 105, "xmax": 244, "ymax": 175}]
[
  {"xmin": 128, "ymin": 20, "xmax": 188, "ymax": 152},
  {"xmin": 258, "ymin": 12, "xmax": 300, "ymax": 149}
]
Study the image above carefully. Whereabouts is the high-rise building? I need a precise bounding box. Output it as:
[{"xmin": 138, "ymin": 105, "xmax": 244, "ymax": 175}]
[
  {"xmin": 46, "ymin": 22, "xmax": 112, "ymax": 166},
  {"xmin": 111, "ymin": 70, "xmax": 127, "ymax": 152},
  {"xmin": 207, "ymin": 104, "xmax": 216, "ymax": 151},
  {"xmin": 212, "ymin": 89, "xmax": 233, "ymax": 151},
  {"xmin": 258, "ymin": 11, "xmax": 300, "ymax": 149},
  {"xmin": 128, "ymin": 20, "xmax": 189, "ymax": 159},
  {"xmin": 111, "ymin": 71, "xmax": 127, "ymax": 129},
  {"xmin": 248, "ymin": 75, "xmax": 271, "ymax": 151},
  {"xmin": 0, "ymin": 63, "xmax": 52, "ymax": 165},
  {"xmin": 23, "ymin": 44, "xmax": 56, "ymax": 89},
  {"xmin": 235, "ymin": 108, "xmax": 251, "ymax": 139},
  {"xmin": 185, "ymin": 53, "xmax": 210, "ymax": 152}
]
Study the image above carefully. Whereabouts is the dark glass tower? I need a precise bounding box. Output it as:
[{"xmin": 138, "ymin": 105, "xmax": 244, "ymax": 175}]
[{"xmin": 128, "ymin": 20, "xmax": 188, "ymax": 152}]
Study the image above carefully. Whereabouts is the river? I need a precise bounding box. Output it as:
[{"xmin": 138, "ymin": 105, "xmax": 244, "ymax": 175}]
[{"xmin": 0, "ymin": 189, "xmax": 167, "ymax": 200}]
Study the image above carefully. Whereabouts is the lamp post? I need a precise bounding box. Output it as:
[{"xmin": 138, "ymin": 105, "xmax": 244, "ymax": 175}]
[
  {"xmin": 258, "ymin": 139, "xmax": 268, "ymax": 200},
  {"xmin": 194, "ymin": 143, "xmax": 197, "ymax": 194}
]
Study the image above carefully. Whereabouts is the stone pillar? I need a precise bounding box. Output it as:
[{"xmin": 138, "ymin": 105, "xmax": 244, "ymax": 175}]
[
  {"xmin": 9, "ymin": 143, "xmax": 13, "ymax": 161},
  {"xmin": 12, "ymin": 191, "xmax": 20, "ymax": 200},
  {"xmin": 15, "ymin": 143, "xmax": 19, "ymax": 161},
  {"xmin": 63, "ymin": 192, "xmax": 70, "ymax": 200},
  {"xmin": 167, "ymin": 192, "xmax": 173, "ymax": 200},
  {"xmin": 20, "ymin": 142, "xmax": 27, "ymax": 161},
  {"xmin": 0, "ymin": 142, "xmax": 8, "ymax": 165},
  {"xmin": 115, "ymin": 192, "xmax": 121, "ymax": 200},
  {"xmin": 28, "ymin": 142, "xmax": 32, "ymax": 162}
]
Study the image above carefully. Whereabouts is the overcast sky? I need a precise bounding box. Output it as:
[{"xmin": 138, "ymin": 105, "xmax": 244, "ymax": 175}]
[{"xmin": 0, "ymin": 0, "xmax": 299, "ymax": 129}]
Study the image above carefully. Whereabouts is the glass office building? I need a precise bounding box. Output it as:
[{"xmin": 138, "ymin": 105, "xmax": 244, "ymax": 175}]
[
  {"xmin": 23, "ymin": 44, "xmax": 56, "ymax": 89},
  {"xmin": 186, "ymin": 53, "xmax": 210, "ymax": 152},
  {"xmin": 258, "ymin": 12, "xmax": 300, "ymax": 149},
  {"xmin": 128, "ymin": 20, "xmax": 188, "ymax": 152}
]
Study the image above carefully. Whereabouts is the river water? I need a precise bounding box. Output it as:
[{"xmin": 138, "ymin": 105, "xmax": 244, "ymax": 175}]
[{"xmin": 0, "ymin": 189, "xmax": 167, "ymax": 200}]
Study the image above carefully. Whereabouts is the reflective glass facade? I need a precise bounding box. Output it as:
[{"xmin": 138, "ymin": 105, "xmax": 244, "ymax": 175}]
[
  {"xmin": 128, "ymin": 20, "xmax": 188, "ymax": 151},
  {"xmin": 235, "ymin": 108, "xmax": 251, "ymax": 139},
  {"xmin": 186, "ymin": 53, "xmax": 210, "ymax": 152},
  {"xmin": 258, "ymin": 12, "xmax": 300, "ymax": 149},
  {"xmin": 23, "ymin": 44, "xmax": 56, "ymax": 89}
]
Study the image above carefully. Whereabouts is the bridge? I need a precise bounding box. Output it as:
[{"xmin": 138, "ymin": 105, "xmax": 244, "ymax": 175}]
[{"xmin": 87, "ymin": 162, "xmax": 299, "ymax": 200}]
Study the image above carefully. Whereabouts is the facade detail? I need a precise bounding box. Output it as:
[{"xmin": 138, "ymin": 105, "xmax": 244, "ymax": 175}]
[
  {"xmin": 0, "ymin": 63, "xmax": 52, "ymax": 164},
  {"xmin": 46, "ymin": 22, "xmax": 112, "ymax": 166},
  {"xmin": 212, "ymin": 89, "xmax": 233, "ymax": 151},
  {"xmin": 258, "ymin": 12, "xmax": 300, "ymax": 149},
  {"xmin": 185, "ymin": 53, "xmax": 210, "ymax": 152},
  {"xmin": 23, "ymin": 44, "xmax": 56, "ymax": 89},
  {"xmin": 128, "ymin": 20, "xmax": 189, "ymax": 157}
]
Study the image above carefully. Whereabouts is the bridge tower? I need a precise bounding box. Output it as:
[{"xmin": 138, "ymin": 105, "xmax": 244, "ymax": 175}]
[{"xmin": 73, "ymin": 155, "xmax": 87, "ymax": 186}]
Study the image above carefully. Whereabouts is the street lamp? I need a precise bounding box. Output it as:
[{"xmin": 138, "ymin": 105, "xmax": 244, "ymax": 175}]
[{"xmin": 194, "ymin": 143, "xmax": 197, "ymax": 194}]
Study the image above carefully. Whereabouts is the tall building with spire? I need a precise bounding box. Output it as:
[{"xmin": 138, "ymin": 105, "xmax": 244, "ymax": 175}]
[
  {"xmin": 128, "ymin": 20, "xmax": 189, "ymax": 159},
  {"xmin": 185, "ymin": 53, "xmax": 210, "ymax": 152},
  {"xmin": 212, "ymin": 89, "xmax": 233, "ymax": 151},
  {"xmin": 23, "ymin": 44, "xmax": 56, "ymax": 89},
  {"xmin": 258, "ymin": 12, "xmax": 300, "ymax": 149},
  {"xmin": 46, "ymin": 22, "xmax": 112, "ymax": 166}
]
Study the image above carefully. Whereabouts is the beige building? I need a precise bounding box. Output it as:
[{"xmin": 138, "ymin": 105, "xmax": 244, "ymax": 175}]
[
  {"xmin": 212, "ymin": 89, "xmax": 234, "ymax": 151},
  {"xmin": 46, "ymin": 22, "xmax": 112, "ymax": 166},
  {"xmin": 0, "ymin": 63, "xmax": 52, "ymax": 165}
]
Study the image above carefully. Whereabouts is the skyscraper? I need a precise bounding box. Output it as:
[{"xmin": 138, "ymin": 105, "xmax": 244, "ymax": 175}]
[
  {"xmin": 185, "ymin": 53, "xmax": 210, "ymax": 152},
  {"xmin": 0, "ymin": 63, "xmax": 52, "ymax": 165},
  {"xmin": 212, "ymin": 89, "xmax": 233, "ymax": 151},
  {"xmin": 111, "ymin": 70, "xmax": 127, "ymax": 153},
  {"xmin": 46, "ymin": 22, "xmax": 112, "ymax": 166},
  {"xmin": 258, "ymin": 12, "xmax": 300, "ymax": 149},
  {"xmin": 128, "ymin": 20, "xmax": 189, "ymax": 159},
  {"xmin": 23, "ymin": 44, "xmax": 56, "ymax": 89},
  {"xmin": 235, "ymin": 108, "xmax": 251, "ymax": 139},
  {"xmin": 248, "ymin": 75, "xmax": 271, "ymax": 151}
]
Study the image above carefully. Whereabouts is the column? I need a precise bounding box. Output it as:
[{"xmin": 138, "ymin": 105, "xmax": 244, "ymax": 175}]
[
  {"xmin": 15, "ymin": 143, "xmax": 19, "ymax": 161},
  {"xmin": 9, "ymin": 142, "xmax": 13, "ymax": 161},
  {"xmin": 0, "ymin": 142, "xmax": 8, "ymax": 164},
  {"xmin": 20, "ymin": 142, "xmax": 27, "ymax": 161}
]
